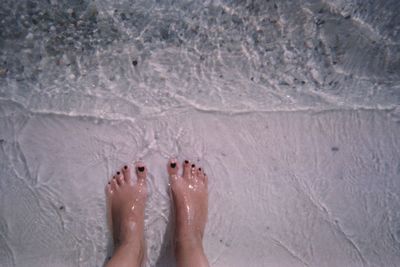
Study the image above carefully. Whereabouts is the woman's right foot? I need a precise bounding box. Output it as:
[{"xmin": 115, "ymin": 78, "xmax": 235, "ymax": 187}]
[{"xmin": 167, "ymin": 159, "xmax": 210, "ymax": 267}]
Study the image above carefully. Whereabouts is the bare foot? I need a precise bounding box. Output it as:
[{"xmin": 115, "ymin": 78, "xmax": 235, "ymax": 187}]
[
  {"xmin": 167, "ymin": 159, "xmax": 210, "ymax": 267},
  {"xmin": 105, "ymin": 162, "xmax": 147, "ymax": 267}
]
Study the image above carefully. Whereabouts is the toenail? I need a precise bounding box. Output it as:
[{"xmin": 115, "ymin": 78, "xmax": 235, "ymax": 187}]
[
  {"xmin": 108, "ymin": 181, "xmax": 111, "ymax": 184},
  {"xmin": 170, "ymin": 163, "xmax": 176, "ymax": 168},
  {"xmin": 138, "ymin": 166, "xmax": 145, "ymax": 172},
  {"xmin": 185, "ymin": 160, "xmax": 189, "ymax": 164},
  {"xmin": 124, "ymin": 165, "xmax": 127, "ymax": 169},
  {"xmin": 199, "ymin": 168, "xmax": 201, "ymax": 171},
  {"xmin": 117, "ymin": 171, "xmax": 120, "ymax": 175},
  {"xmin": 191, "ymin": 164, "xmax": 195, "ymax": 168}
]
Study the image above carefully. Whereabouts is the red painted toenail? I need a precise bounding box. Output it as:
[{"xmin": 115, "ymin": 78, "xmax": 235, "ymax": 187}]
[
  {"xmin": 124, "ymin": 165, "xmax": 127, "ymax": 169},
  {"xmin": 117, "ymin": 171, "xmax": 120, "ymax": 175},
  {"xmin": 199, "ymin": 168, "xmax": 201, "ymax": 171},
  {"xmin": 191, "ymin": 164, "xmax": 195, "ymax": 168},
  {"xmin": 170, "ymin": 163, "xmax": 176, "ymax": 168},
  {"xmin": 138, "ymin": 166, "xmax": 145, "ymax": 172},
  {"xmin": 185, "ymin": 160, "xmax": 189, "ymax": 164}
]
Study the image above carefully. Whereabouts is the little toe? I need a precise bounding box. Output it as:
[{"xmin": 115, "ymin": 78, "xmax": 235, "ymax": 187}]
[
  {"xmin": 122, "ymin": 165, "xmax": 131, "ymax": 183},
  {"xmin": 182, "ymin": 160, "xmax": 192, "ymax": 180},
  {"xmin": 196, "ymin": 167, "xmax": 204, "ymax": 180},
  {"xmin": 135, "ymin": 162, "xmax": 147, "ymax": 185},
  {"xmin": 203, "ymin": 172, "xmax": 208, "ymax": 186},
  {"xmin": 106, "ymin": 182, "xmax": 113, "ymax": 195}
]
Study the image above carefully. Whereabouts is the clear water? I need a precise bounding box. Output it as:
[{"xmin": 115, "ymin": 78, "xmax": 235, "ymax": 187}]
[{"xmin": 1, "ymin": 1, "xmax": 400, "ymax": 266}]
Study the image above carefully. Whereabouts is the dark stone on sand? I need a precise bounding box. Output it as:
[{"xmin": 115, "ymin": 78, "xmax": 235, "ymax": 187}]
[
  {"xmin": 316, "ymin": 19, "xmax": 325, "ymax": 26},
  {"xmin": 132, "ymin": 60, "xmax": 138, "ymax": 66}
]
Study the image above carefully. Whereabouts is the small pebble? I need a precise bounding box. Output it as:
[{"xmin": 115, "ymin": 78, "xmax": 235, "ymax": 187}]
[
  {"xmin": 26, "ymin": 33, "xmax": 34, "ymax": 40},
  {"xmin": 0, "ymin": 68, "xmax": 7, "ymax": 76},
  {"xmin": 132, "ymin": 60, "xmax": 138, "ymax": 66}
]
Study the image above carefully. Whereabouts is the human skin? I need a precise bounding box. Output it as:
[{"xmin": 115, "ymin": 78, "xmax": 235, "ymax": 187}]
[
  {"xmin": 167, "ymin": 159, "xmax": 210, "ymax": 267},
  {"xmin": 105, "ymin": 159, "xmax": 209, "ymax": 267},
  {"xmin": 105, "ymin": 163, "xmax": 147, "ymax": 267}
]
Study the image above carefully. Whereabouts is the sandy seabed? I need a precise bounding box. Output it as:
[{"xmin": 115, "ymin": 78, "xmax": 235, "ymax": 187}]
[
  {"xmin": 1, "ymin": 0, "xmax": 400, "ymax": 266},
  {"xmin": 1, "ymin": 100, "xmax": 400, "ymax": 267}
]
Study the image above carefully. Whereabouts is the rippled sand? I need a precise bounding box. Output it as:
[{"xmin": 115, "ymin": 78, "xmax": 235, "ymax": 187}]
[{"xmin": 0, "ymin": 0, "xmax": 400, "ymax": 266}]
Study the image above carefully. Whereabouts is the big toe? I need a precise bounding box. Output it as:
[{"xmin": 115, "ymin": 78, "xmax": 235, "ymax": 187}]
[
  {"xmin": 135, "ymin": 162, "xmax": 147, "ymax": 185},
  {"xmin": 168, "ymin": 158, "xmax": 179, "ymax": 176}
]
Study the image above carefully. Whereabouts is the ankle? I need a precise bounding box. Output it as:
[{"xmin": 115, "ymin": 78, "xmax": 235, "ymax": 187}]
[
  {"xmin": 107, "ymin": 242, "xmax": 144, "ymax": 267},
  {"xmin": 175, "ymin": 231, "xmax": 203, "ymax": 251},
  {"xmin": 175, "ymin": 237, "xmax": 209, "ymax": 267}
]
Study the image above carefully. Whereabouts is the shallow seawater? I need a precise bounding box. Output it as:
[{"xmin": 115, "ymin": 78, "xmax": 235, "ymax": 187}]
[{"xmin": 0, "ymin": 1, "xmax": 400, "ymax": 267}]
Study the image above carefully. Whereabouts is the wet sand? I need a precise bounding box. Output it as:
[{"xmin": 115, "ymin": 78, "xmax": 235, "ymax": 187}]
[
  {"xmin": 1, "ymin": 100, "xmax": 400, "ymax": 266},
  {"xmin": 1, "ymin": 0, "xmax": 400, "ymax": 266}
]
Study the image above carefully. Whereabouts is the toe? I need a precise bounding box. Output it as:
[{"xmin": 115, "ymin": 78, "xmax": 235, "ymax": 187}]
[
  {"xmin": 106, "ymin": 182, "xmax": 113, "ymax": 195},
  {"xmin": 135, "ymin": 161, "xmax": 147, "ymax": 185},
  {"xmin": 168, "ymin": 158, "xmax": 180, "ymax": 185},
  {"xmin": 190, "ymin": 163, "xmax": 197, "ymax": 180},
  {"xmin": 168, "ymin": 158, "xmax": 179, "ymax": 176},
  {"xmin": 196, "ymin": 167, "xmax": 205, "ymax": 182},
  {"xmin": 111, "ymin": 176, "xmax": 119, "ymax": 191},
  {"xmin": 182, "ymin": 160, "xmax": 192, "ymax": 180},
  {"xmin": 116, "ymin": 171, "xmax": 124, "ymax": 185},
  {"xmin": 203, "ymin": 172, "xmax": 208, "ymax": 186},
  {"xmin": 122, "ymin": 165, "xmax": 131, "ymax": 183}
]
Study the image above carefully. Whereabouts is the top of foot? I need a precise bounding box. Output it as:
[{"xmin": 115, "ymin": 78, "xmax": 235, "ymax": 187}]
[
  {"xmin": 167, "ymin": 159, "xmax": 208, "ymax": 245},
  {"xmin": 106, "ymin": 162, "xmax": 148, "ymax": 262}
]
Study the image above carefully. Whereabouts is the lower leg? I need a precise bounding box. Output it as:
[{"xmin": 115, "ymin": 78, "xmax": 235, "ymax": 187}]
[{"xmin": 175, "ymin": 238, "xmax": 209, "ymax": 267}]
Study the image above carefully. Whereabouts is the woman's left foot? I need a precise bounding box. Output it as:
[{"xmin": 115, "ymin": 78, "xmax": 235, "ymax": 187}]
[{"xmin": 105, "ymin": 162, "xmax": 147, "ymax": 267}]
